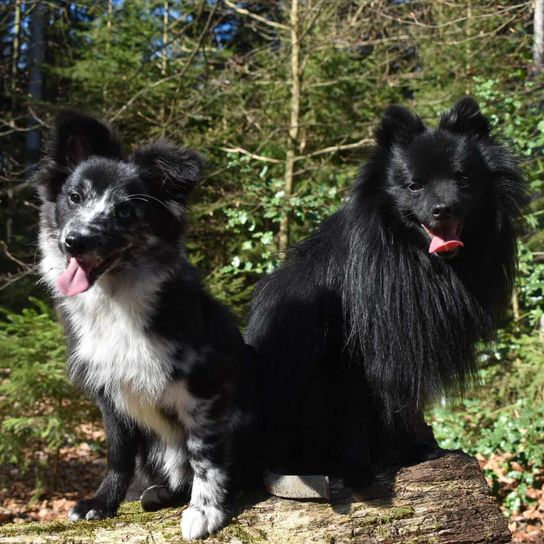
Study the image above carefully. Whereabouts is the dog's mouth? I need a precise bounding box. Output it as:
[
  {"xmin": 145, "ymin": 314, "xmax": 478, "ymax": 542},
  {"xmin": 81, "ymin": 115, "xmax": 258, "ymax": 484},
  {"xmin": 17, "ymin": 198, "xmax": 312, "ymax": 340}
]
[
  {"xmin": 56, "ymin": 254, "xmax": 119, "ymax": 297},
  {"xmin": 421, "ymin": 220, "xmax": 464, "ymax": 255}
]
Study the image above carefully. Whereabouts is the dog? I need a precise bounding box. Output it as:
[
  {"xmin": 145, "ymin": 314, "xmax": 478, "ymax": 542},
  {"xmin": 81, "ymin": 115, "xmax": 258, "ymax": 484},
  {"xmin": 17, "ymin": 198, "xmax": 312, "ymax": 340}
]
[
  {"xmin": 36, "ymin": 111, "xmax": 256, "ymax": 539},
  {"xmin": 246, "ymin": 98, "xmax": 526, "ymax": 485}
]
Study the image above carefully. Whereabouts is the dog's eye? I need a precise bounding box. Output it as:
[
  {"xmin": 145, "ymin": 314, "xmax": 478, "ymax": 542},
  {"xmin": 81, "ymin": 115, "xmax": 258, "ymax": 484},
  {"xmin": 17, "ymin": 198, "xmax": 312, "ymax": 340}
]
[
  {"xmin": 116, "ymin": 205, "xmax": 134, "ymax": 221},
  {"xmin": 456, "ymin": 173, "xmax": 470, "ymax": 188},
  {"xmin": 69, "ymin": 193, "xmax": 81, "ymax": 204},
  {"xmin": 408, "ymin": 182, "xmax": 424, "ymax": 193}
]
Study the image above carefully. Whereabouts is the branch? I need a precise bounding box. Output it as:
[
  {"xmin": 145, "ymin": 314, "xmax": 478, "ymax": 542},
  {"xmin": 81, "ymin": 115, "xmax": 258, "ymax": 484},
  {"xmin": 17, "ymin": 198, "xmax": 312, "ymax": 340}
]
[
  {"xmin": 1, "ymin": 241, "xmax": 33, "ymax": 271},
  {"xmin": 220, "ymin": 146, "xmax": 281, "ymax": 164},
  {"xmin": 298, "ymin": 0, "xmax": 329, "ymax": 42},
  {"xmin": 295, "ymin": 137, "xmax": 373, "ymax": 161},
  {"xmin": 0, "ymin": 268, "xmax": 37, "ymax": 292},
  {"xmin": 223, "ymin": 0, "xmax": 289, "ymax": 32},
  {"xmin": 109, "ymin": 2, "xmax": 218, "ymax": 122}
]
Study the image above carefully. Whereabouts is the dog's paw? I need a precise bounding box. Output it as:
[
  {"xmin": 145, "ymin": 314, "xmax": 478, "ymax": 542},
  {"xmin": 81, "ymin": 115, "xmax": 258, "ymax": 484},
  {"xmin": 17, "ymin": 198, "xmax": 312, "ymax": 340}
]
[
  {"xmin": 180, "ymin": 504, "xmax": 225, "ymax": 540},
  {"xmin": 141, "ymin": 485, "xmax": 186, "ymax": 512},
  {"xmin": 68, "ymin": 498, "xmax": 116, "ymax": 521}
]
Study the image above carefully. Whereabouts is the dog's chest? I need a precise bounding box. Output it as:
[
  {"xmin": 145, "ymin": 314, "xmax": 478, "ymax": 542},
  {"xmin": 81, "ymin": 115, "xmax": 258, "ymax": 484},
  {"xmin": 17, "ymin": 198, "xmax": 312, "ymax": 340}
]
[
  {"xmin": 64, "ymin": 289, "xmax": 171, "ymax": 391},
  {"xmin": 62, "ymin": 287, "xmax": 193, "ymax": 440}
]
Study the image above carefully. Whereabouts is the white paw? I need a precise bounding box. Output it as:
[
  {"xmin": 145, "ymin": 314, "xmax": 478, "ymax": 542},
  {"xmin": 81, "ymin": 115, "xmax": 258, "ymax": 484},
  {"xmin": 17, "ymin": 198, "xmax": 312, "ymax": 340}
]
[
  {"xmin": 85, "ymin": 509, "xmax": 99, "ymax": 520},
  {"xmin": 181, "ymin": 505, "xmax": 225, "ymax": 540},
  {"xmin": 68, "ymin": 508, "xmax": 83, "ymax": 521}
]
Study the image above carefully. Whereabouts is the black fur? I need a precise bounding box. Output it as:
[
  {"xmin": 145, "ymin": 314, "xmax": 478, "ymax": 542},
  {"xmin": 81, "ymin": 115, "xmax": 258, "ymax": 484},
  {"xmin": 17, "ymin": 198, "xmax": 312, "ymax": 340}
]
[
  {"xmin": 246, "ymin": 98, "xmax": 526, "ymax": 484},
  {"xmin": 36, "ymin": 111, "xmax": 257, "ymax": 539}
]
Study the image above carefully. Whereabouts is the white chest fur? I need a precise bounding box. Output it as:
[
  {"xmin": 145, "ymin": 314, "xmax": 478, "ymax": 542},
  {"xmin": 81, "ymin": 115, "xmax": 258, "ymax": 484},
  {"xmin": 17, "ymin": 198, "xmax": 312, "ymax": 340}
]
[
  {"xmin": 60, "ymin": 279, "xmax": 193, "ymax": 443},
  {"xmin": 63, "ymin": 284, "xmax": 172, "ymax": 396}
]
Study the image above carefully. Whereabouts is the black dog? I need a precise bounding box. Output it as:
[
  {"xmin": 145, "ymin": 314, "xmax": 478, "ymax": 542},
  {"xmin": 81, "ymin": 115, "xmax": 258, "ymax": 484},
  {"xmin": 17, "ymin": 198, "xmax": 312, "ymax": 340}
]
[
  {"xmin": 246, "ymin": 98, "xmax": 526, "ymax": 485},
  {"xmin": 37, "ymin": 111, "xmax": 256, "ymax": 539}
]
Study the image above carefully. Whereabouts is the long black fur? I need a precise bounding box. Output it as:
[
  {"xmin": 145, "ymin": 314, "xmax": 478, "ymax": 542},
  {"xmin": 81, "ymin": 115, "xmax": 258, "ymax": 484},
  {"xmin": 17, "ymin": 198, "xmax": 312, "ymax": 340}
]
[{"xmin": 246, "ymin": 98, "xmax": 526, "ymax": 484}]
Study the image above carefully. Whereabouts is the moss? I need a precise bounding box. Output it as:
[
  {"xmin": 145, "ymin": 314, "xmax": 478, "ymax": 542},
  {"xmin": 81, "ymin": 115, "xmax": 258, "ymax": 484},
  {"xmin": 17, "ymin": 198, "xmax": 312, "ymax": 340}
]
[
  {"xmin": 0, "ymin": 501, "xmax": 181, "ymax": 540},
  {"xmin": 382, "ymin": 506, "xmax": 414, "ymax": 522},
  {"xmin": 220, "ymin": 522, "xmax": 257, "ymax": 543},
  {"xmin": 374, "ymin": 524, "xmax": 392, "ymax": 539},
  {"xmin": 356, "ymin": 505, "xmax": 415, "ymax": 527},
  {"xmin": 1, "ymin": 519, "xmax": 97, "ymax": 537}
]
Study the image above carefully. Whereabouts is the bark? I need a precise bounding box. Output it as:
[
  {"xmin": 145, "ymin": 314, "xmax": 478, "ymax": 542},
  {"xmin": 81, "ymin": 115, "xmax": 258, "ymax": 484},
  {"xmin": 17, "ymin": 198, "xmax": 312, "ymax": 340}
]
[
  {"xmin": 25, "ymin": 0, "xmax": 45, "ymax": 173},
  {"xmin": 465, "ymin": 0, "xmax": 472, "ymax": 95},
  {"xmin": 10, "ymin": 0, "xmax": 21, "ymax": 105},
  {"xmin": 0, "ymin": 452, "xmax": 511, "ymax": 543},
  {"xmin": 103, "ymin": 0, "xmax": 113, "ymax": 102},
  {"xmin": 159, "ymin": 1, "xmax": 169, "ymax": 128},
  {"xmin": 534, "ymin": 0, "xmax": 544, "ymax": 75},
  {"xmin": 278, "ymin": 0, "xmax": 301, "ymax": 253}
]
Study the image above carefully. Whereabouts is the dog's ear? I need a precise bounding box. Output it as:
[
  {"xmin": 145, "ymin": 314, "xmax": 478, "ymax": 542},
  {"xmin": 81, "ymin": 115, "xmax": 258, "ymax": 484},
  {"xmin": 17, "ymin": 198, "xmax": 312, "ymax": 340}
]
[
  {"xmin": 133, "ymin": 140, "xmax": 203, "ymax": 204},
  {"xmin": 36, "ymin": 111, "xmax": 122, "ymax": 202},
  {"xmin": 376, "ymin": 105, "xmax": 426, "ymax": 148},
  {"xmin": 439, "ymin": 97, "xmax": 490, "ymax": 138},
  {"xmin": 48, "ymin": 110, "xmax": 122, "ymax": 167}
]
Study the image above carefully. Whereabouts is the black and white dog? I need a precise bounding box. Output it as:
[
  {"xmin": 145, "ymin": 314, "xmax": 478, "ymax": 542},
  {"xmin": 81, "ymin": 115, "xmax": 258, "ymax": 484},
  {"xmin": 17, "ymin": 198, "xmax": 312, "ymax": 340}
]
[{"xmin": 37, "ymin": 111, "xmax": 256, "ymax": 540}]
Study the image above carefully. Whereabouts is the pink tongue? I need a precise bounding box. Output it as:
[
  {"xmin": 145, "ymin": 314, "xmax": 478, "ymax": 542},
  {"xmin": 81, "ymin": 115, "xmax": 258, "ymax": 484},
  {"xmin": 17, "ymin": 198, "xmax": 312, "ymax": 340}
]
[
  {"xmin": 56, "ymin": 258, "xmax": 91, "ymax": 296},
  {"xmin": 429, "ymin": 234, "xmax": 464, "ymax": 254}
]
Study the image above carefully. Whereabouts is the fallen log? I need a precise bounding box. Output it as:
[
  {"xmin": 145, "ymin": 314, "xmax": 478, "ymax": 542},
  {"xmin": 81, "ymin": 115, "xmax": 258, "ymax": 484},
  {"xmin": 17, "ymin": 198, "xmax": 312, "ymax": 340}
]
[{"xmin": 0, "ymin": 452, "xmax": 511, "ymax": 544}]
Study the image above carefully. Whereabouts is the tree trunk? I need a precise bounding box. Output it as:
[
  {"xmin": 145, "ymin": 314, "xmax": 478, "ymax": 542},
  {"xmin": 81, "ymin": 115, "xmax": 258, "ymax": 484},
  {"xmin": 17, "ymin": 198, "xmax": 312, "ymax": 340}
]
[
  {"xmin": 465, "ymin": 0, "xmax": 472, "ymax": 95},
  {"xmin": 278, "ymin": 0, "xmax": 301, "ymax": 253},
  {"xmin": 103, "ymin": 0, "xmax": 113, "ymax": 102},
  {"xmin": 159, "ymin": 1, "xmax": 169, "ymax": 128},
  {"xmin": 25, "ymin": 0, "xmax": 45, "ymax": 174},
  {"xmin": 534, "ymin": 0, "xmax": 544, "ymax": 75},
  {"xmin": 0, "ymin": 452, "xmax": 511, "ymax": 543},
  {"xmin": 10, "ymin": 0, "xmax": 21, "ymax": 108}
]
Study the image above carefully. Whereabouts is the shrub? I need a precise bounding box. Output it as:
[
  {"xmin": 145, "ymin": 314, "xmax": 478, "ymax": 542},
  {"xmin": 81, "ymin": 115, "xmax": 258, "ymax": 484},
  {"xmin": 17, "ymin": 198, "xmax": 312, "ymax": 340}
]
[{"xmin": 0, "ymin": 299, "xmax": 98, "ymax": 493}]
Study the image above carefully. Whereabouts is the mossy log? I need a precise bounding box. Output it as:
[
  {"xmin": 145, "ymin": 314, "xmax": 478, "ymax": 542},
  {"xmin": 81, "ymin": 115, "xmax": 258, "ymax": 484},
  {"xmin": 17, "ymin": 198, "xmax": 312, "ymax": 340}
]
[{"xmin": 0, "ymin": 452, "xmax": 511, "ymax": 544}]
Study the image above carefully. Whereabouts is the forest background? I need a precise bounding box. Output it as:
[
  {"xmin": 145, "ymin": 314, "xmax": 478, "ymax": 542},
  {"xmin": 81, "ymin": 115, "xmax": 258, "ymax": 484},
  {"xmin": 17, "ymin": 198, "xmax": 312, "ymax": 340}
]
[{"xmin": 0, "ymin": 1, "xmax": 543, "ymax": 541}]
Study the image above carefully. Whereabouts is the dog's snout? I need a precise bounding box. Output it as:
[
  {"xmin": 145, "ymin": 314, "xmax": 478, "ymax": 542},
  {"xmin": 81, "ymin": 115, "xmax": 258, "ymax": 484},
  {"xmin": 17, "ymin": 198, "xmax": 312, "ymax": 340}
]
[
  {"xmin": 64, "ymin": 231, "xmax": 91, "ymax": 255},
  {"xmin": 431, "ymin": 203, "xmax": 452, "ymax": 219}
]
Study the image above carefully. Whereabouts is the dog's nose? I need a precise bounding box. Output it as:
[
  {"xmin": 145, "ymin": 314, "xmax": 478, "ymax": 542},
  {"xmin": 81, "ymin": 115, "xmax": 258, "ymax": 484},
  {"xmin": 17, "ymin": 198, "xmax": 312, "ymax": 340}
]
[
  {"xmin": 64, "ymin": 231, "xmax": 90, "ymax": 255},
  {"xmin": 431, "ymin": 203, "xmax": 452, "ymax": 219}
]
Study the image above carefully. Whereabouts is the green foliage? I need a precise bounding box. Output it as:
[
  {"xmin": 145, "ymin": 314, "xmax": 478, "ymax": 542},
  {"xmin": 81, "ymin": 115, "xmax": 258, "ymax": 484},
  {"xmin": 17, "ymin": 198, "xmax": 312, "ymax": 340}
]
[
  {"xmin": 427, "ymin": 74, "xmax": 544, "ymax": 515},
  {"xmin": 431, "ymin": 78, "xmax": 544, "ymax": 504},
  {"xmin": 217, "ymin": 153, "xmax": 349, "ymax": 276},
  {"xmin": 431, "ymin": 334, "xmax": 544, "ymax": 516},
  {"xmin": 0, "ymin": 299, "xmax": 97, "ymax": 491},
  {"xmin": 517, "ymin": 244, "xmax": 544, "ymax": 328}
]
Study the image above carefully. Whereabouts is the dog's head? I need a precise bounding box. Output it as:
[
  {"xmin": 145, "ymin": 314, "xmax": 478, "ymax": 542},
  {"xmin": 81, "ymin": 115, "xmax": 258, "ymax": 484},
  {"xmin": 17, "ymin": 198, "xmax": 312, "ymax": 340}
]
[
  {"xmin": 36, "ymin": 110, "xmax": 203, "ymax": 296},
  {"xmin": 370, "ymin": 97, "xmax": 522, "ymax": 258}
]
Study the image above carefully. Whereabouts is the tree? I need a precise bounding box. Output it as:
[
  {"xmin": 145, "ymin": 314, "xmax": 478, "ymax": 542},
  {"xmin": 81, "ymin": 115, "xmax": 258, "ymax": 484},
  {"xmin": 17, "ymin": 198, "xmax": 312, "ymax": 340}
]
[{"xmin": 534, "ymin": 0, "xmax": 544, "ymax": 75}]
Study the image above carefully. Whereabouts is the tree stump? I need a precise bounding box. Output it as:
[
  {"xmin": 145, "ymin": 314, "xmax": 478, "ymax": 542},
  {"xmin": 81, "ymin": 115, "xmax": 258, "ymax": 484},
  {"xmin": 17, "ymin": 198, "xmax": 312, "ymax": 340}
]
[{"xmin": 0, "ymin": 452, "xmax": 511, "ymax": 543}]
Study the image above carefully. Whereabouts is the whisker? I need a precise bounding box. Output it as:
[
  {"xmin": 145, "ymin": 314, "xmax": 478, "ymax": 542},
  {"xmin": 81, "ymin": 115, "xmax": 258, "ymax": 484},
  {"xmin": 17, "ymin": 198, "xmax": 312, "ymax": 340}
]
[{"xmin": 124, "ymin": 193, "xmax": 179, "ymax": 216}]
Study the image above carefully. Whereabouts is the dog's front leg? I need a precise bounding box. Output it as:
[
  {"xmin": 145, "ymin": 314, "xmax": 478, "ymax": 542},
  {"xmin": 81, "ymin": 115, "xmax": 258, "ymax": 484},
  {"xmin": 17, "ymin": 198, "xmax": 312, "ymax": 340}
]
[
  {"xmin": 69, "ymin": 398, "xmax": 138, "ymax": 521},
  {"xmin": 181, "ymin": 417, "xmax": 229, "ymax": 540}
]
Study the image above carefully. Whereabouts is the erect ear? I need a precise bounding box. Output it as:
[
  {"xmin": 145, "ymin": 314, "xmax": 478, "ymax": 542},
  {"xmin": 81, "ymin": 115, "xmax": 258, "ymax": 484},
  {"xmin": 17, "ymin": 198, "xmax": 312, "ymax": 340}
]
[
  {"xmin": 132, "ymin": 139, "xmax": 203, "ymax": 204},
  {"xmin": 49, "ymin": 110, "xmax": 123, "ymax": 167},
  {"xmin": 439, "ymin": 97, "xmax": 490, "ymax": 138},
  {"xmin": 376, "ymin": 105, "xmax": 426, "ymax": 148},
  {"xmin": 35, "ymin": 110, "xmax": 122, "ymax": 202}
]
